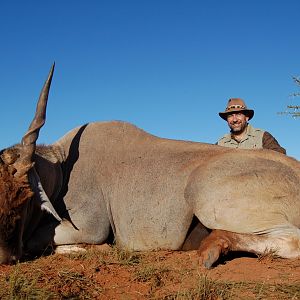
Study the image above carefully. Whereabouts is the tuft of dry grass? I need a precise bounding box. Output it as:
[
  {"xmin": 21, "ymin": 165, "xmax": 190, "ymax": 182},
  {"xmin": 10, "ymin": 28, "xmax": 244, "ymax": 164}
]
[
  {"xmin": 257, "ymin": 248, "xmax": 280, "ymax": 263},
  {"xmin": 162, "ymin": 275, "xmax": 236, "ymax": 300},
  {"xmin": 134, "ymin": 265, "xmax": 170, "ymax": 283},
  {"xmin": 162, "ymin": 278, "xmax": 300, "ymax": 300},
  {"xmin": 111, "ymin": 245, "xmax": 143, "ymax": 266}
]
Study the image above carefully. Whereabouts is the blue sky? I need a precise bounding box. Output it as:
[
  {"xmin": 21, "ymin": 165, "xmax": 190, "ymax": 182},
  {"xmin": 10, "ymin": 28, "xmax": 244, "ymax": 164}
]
[{"xmin": 1, "ymin": 1, "xmax": 300, "ymax": 158}]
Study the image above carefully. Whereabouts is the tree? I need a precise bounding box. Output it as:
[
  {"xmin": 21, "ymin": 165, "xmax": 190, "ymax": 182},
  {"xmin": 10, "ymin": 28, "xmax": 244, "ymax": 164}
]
[{"xmin": 280, "ymin": 76, "xmax": 300, "ymax": 117}]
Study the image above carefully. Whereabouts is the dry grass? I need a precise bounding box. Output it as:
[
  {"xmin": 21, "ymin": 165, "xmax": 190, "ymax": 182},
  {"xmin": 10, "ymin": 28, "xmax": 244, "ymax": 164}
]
[
  {"xmin": 1, "ymin": 265, "xmax": 55, "ymax": 299},
  {"xmin": 162, "ymin": 278, "xmax": 300, "ymax": 300},
  {"xmin": 0, "ymin": 263, "xmax": 104, "ymax": 299},
  {"xmin": 257, "ymin": 248, "xmax": 280, "ymax": 263},
  {"xmin": 0, "ymin": 247, "xmax": 300, "ymax": 299}
]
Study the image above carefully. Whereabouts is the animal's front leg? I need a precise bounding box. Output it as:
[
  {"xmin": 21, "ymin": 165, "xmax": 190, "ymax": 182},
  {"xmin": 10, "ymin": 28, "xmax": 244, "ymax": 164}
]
[
  {"xmin": 24, "ymin": 218, "xmax": 86, "ymax": 255},
  {"xmin": 24, "ymin": 220, "xmax": 58, "ymax": 255}
]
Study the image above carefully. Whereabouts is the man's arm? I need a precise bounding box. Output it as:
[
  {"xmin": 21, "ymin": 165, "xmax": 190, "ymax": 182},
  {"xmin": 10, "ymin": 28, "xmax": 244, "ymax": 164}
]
[{"xmin": 262, "ymin": 132, "xmax": 286, "ymax": 154}]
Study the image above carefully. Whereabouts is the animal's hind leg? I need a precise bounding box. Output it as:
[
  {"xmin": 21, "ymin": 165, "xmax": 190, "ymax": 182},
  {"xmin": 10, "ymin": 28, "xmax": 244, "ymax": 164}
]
[{"xmin": 198, "ymin": 228, "xmax": 300, "ymax": 269}]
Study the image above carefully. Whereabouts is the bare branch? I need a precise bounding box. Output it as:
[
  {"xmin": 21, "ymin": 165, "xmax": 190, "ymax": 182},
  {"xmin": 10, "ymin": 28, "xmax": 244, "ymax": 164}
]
[{"xmin": 278, "ymin": 75, "xmax": 300, "ymax": 118}]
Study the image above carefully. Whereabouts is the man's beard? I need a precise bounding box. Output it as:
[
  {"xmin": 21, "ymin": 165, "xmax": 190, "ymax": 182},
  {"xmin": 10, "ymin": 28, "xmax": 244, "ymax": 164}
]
[{"xmin": 230, "ymin": 123, "xmax": 248, "ymax": 135}]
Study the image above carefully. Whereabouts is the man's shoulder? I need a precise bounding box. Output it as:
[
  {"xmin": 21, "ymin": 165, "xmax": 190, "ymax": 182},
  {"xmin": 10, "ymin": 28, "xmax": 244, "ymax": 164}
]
[
  {"xmin": 217, "ymin": 133, "xmax": 232, "ymax": 144},
  {"xmin": 247, "ymin": 124, "xmax": 265, "ymax": 136}
]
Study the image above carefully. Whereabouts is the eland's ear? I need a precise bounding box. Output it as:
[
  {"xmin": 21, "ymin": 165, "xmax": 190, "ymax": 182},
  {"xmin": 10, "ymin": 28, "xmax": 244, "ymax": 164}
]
[
  {"xmin": 28, "ymin": 168, "xmax": 62, "ymax": 223},
  {"xmin": 14, "ymin": 64, "xmax": 55, "ymax": 177},
  {"xmin": 0, "ymin": 148, "xmax": 20, "ymax": 165}
]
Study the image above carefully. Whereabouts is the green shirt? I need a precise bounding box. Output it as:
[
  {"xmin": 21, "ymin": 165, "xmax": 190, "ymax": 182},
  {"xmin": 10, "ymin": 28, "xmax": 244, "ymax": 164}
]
[{"xmin": 217, "ymin": 124, "xmax": 264, "ymax": 149}]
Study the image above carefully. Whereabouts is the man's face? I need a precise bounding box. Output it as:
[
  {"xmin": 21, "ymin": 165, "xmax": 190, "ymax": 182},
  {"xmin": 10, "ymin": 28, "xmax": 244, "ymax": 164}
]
[{"xmin": 226, "ymin": 112, "xmax": 249, "ymax": 134}]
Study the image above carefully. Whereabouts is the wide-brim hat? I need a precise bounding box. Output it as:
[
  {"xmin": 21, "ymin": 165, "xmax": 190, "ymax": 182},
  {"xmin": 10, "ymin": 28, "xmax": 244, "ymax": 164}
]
[{"xmin": 219, "ymin": 98, "xmax": 254, "ymax": 120}]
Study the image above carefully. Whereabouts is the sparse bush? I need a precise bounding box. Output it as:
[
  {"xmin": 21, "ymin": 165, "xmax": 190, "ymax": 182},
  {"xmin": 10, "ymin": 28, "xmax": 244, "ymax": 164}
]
[{"xmin": 280, "ymin": 76, "xmax": 300, "ymax": 117}]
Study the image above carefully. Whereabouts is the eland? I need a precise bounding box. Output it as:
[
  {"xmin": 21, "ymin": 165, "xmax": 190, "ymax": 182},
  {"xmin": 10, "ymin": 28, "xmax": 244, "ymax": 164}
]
[{"xmin": 1, "ymin": 64, "xmax": 300, "ymax": 269}]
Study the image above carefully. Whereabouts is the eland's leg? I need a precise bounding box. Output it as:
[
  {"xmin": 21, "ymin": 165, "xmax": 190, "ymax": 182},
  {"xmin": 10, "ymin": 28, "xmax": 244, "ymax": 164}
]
[
  {"xmin": 25, "ymin": 218, "xmax": 111, "ymax": 256},
  {"xmin": 181, "ymin": 217, "xmax": 210, "ymax": 250},
  {"xmin": 198, "ymin": 228, "xmax": 300, "ymax": 269}
]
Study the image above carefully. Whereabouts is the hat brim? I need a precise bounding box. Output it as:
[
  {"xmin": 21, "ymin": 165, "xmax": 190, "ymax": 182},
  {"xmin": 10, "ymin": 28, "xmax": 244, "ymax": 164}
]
[{"xmin": 219, "ymin": 109, "xmax": 254, "ymax": 121}]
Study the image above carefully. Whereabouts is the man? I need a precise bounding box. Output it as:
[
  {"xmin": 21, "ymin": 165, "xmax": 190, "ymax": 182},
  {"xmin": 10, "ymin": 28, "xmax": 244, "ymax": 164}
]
[{"xmin": 217, "ymin": 98, "xmax": 286, "ymax": 154}]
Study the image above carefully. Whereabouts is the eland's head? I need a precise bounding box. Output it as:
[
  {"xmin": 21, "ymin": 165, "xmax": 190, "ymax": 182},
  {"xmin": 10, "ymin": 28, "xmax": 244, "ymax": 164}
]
[{"xmin": 0, "ymin": 64, "xmax": 54, "ymax": 263}]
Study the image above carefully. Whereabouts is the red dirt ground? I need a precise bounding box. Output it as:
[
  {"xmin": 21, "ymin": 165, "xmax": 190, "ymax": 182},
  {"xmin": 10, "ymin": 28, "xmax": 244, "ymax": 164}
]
[{"xmin": 1, "ymin": 246, "xmax": 300, "ymax": 299}]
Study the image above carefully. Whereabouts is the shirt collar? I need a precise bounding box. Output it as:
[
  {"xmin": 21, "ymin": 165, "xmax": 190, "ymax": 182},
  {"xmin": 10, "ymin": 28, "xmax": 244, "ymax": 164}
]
[{"xmin": 227, "ymin": 124, "xmax": 254, "ymax": 143}]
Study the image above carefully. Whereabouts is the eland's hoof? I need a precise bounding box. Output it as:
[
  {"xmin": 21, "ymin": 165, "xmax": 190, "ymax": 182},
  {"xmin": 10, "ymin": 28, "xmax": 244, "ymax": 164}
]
[
  {"xmin": 198, "ymin": 233, "xmax": 230, "ymax": 269},
  {"xmin": 198, "ymin": 246, "xmax": 221, "ymax": 269}
]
